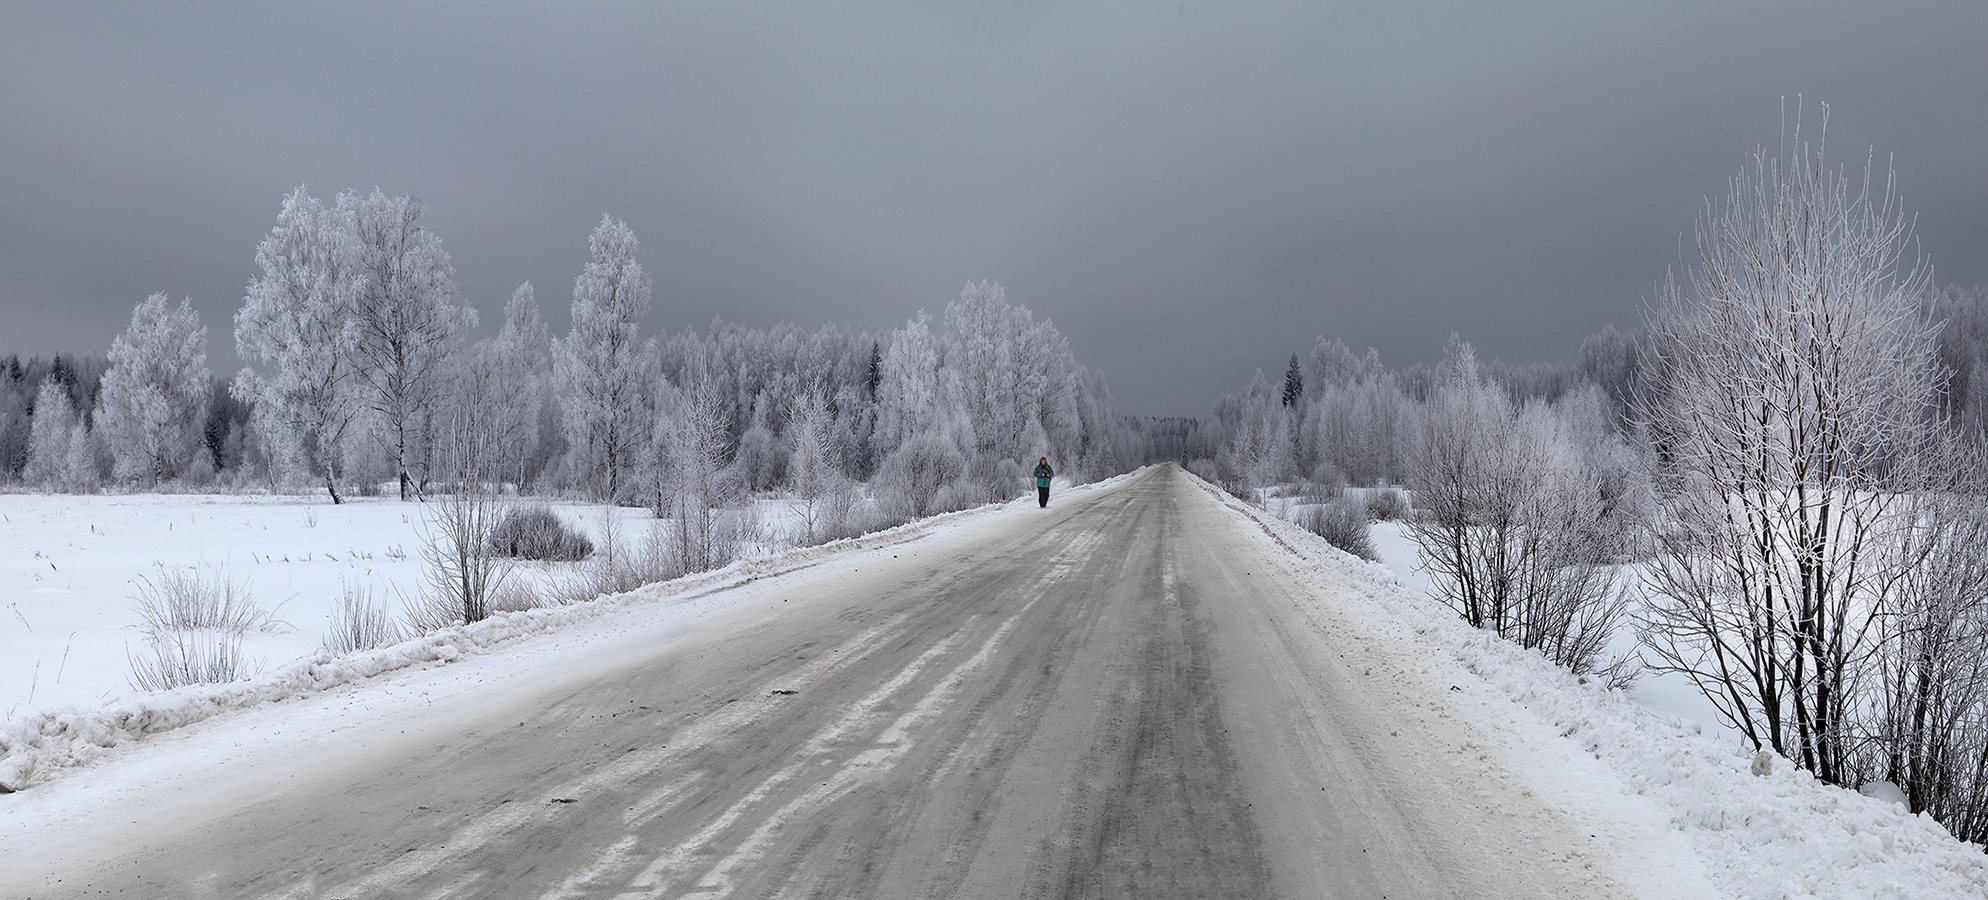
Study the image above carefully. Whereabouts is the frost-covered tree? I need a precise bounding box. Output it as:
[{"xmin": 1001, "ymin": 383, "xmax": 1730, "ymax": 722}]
[
  {"xmin": 99, "ymin": 293, "xmax": 211, "ymax": 485},
  {"xmin": 458, "ymin": 281, "xmax": 551, "ymax": 487},
  {"xmin": 733, "ymin": 392, "xmax": 782, "ymax": 494},
  {"xmin": 1638, "ymin": 105, "xmax": 1940, "ymax": 783},
  {"xmin": 553, "ymin": 215, "xmax": 652, "ymax": 502},
  {"xmin": 939, "ymin": 281, "xmax": 1061, "ymax": 473},
  {"xmin": 23, "ymin": 378, "xmax": 78, "ymax": 491},
  {"xmin": 1210, "ymin": 370, "xmax": 1292, "ymax": 500},
  {"xmin": 785, "ymin": 384, "xmax": 848, "ymax": 545},
  {"xmin": 873, "ymin": 312, "xmax": 938, "ymax": 458},
  {"xmin": 0, "ymin": 382, "xmax": 27, "ymax": 484},
  {"xmin": 342, "ymin": 189, "xmax": 474, "ymax": 500},
  {"xmin": 659, "ymin": 381, "xmax": 734, "ymax": 572},
  {"xmin": 1408, "ymin": 337, "xmax": 1626, "ymax": 675},
  {"xmin": 234, "ymin": 186, "xmax": 362, "ymax": 503}
]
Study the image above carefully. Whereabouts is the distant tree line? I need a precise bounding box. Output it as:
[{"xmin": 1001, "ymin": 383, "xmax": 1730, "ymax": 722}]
[{"xmin": 0, "ymin": 187, "xmax": 1189, "ymax": 546}]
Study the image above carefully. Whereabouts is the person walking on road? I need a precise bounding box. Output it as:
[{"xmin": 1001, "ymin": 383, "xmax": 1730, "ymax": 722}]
[{"xmin": 1034, "ymin": 457, "xmax": 1054, "ymax": 508}]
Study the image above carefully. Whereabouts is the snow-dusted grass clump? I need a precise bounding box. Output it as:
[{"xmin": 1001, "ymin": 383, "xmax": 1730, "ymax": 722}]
[
  {"xmin": 126, "ymin": 563, "xmax": 287, "ymax": 692},
  {"xmin": 1209, "ymin": 473, "xmax": 1988, "ymax": 899},
  {"xmin": 324, "ymin": 579, "xmax": 401, "ymax": 656}
]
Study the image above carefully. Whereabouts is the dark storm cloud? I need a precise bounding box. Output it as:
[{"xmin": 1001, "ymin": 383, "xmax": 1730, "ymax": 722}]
[{"xmin": 4, "ymin": 2, "xmax": 1987, "ymax": 415}]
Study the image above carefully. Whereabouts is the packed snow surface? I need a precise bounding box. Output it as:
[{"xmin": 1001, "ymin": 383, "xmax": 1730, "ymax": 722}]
[{"xmin": 5, "ymin": 473, "xmax": 1988, "ymax": 898}]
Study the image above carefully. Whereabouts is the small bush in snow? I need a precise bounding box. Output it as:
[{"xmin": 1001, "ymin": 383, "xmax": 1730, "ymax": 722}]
[
  {"xmin": 325, "ymin": 580, "xmax": 400, "ymax": 655},
  {"xmin": 488, "ymin": 580, "xmax": 543, "ymax": 615},
  {"xmin": 128, "ymin": 631, "xmax": 246, "ymax": 693},
  {"xmin": 130, "ymin": 563, "xmax": 283, "ymax": 635},
  {"xmin": 1363, "ymin": 487, "xmax": 1411, "ymax": 522},
  {"xmin": 1298, "ymin": 467, "xmax": 1348, "ymax": 506},
  {"xmin": 1296, "ymin": 500, "xmax": 1377, "ymax": 561},
  {"xmin": 488, "ymin": 504, "xmax": 594, "ymax": 561},
  {"xmin": 127, "ymin": 563, "xmax": 283, "ymax": 691}
]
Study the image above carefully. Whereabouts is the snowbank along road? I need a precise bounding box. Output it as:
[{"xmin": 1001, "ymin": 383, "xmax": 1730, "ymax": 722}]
[{"xmin": 5, "ymin": 464, "xmax": 1632, "ymax": 898}]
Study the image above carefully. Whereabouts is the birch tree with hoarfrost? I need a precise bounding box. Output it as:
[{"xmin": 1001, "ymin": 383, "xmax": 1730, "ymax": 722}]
[
  {"xmin": 235, "ymin": 187, "xmax": 361, "ymax": 503},
  {"xmin": 342, "ymin": 189, "xmax": 474, "ymax": 500},
  {"xmin": 23, "ymin": 378, "xmax": 82, "ymax": 491},
  {"xmin": 786, "ymin": 383, "xmax": 847, "ymax": 545},
  {"xmin": 1638, "ymin": 105, "xmax": 1941, "ymax": 784},
  {"xmin": 99, "ymin": 293, "xmax": 211, "ymax": 485},
  {"xmin": 554, "ymin": 215, "xmax": 652, "ymax": 502},
  {"xmin": 457, "ymin": 282, "xmax": 550, "ymax": 488}
]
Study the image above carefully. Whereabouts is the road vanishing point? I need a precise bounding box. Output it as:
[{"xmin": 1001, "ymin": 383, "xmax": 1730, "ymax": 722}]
[{"xmin": 8, "ymin": 465, "xmax": 1630, "ymax": 899}]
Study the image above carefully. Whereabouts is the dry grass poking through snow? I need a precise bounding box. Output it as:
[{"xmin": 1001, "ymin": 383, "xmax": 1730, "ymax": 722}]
[{"xmin": 126, "ymin": 564, "xmax": 287, "ymax": 692}]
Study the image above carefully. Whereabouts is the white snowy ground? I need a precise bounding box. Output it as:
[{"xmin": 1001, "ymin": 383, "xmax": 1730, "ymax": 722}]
[
  {"xmin": 5, "ymin": 472, "xmax": 1988, "ymax": 898},
  {"xmin": 0, "ymin": 491, "xmax": 735, "ymax": 719},
  {"xmin": 1365, "ymin": 519, "xmax": 1748, "ymax": 750}
]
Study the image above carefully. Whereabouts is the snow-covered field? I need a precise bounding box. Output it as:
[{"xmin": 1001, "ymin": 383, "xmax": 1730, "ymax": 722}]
[
  {"xmin": 0, "ymin": 481, "xmax": 1082, "ymax": 791},
  {"xmin": 5, "ymin": 473, "xmax": 1987, "ymax": 897},
  {"xmin": 0, "ymin": 492, "xmax": 677, "ymax": 719}
]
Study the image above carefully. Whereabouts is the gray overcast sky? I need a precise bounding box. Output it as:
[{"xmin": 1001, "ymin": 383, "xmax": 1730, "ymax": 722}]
[{"xmin": 4, "ymin": 2, "xmax": 1986, "ymax": 417}]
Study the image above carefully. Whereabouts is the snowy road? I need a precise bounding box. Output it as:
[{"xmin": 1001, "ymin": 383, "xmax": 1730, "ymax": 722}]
[{"xmin": 5, "ymin": 465, "xmax": 1630, "ymax": 899}]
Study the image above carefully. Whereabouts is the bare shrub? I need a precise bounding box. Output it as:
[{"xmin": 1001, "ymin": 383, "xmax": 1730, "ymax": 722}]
[
  {"xmin": 557, "ymin": 514, "xmax": 682, "ymax": 603},
  {"xmin": 129, "ymin": 631, "xmax": 245, "ymax": 693},
  {"xmin": 325, "ymin": 579, "xmax": 400, "ymax": 655},
  {"xmin": 488, "ymin": 504, "xmax": 594, "ymax": 561},
  {"xmin": 411, "ymin": 418, "xmax": 514, "ymax": 630},
  {"xmin": 488, "ymin": 580, "xmax": 543, "ymax": 615},
  {"xmin": 1297, "ymin": 500, "xmax": 1377, "ymax": 561},
  {"xmin": 1363, "ymin": 487, "xmax": 1411, "ymax": 522}
]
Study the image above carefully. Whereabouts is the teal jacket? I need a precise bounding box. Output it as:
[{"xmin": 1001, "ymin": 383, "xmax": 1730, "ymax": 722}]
[{"xmin": 1034, "ymin": 462, "xmax": 1053, "ymax": 488}]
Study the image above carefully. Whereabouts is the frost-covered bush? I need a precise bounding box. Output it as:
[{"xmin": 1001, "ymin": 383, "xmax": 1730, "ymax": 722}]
[
  {"xmin": 130, "ymin": 563, "xmax": 281, "ymax": 634},
  {"xmin": 487, "ymin": 580, "xmax": 543, "ymax": 615},
  {"xmin": 1298, "ymin": 466, "xmax": 1348, "ymax": 505},
  {"xmin": 325, "ymin": 580, "xmax": 400, "ymax": 655},
  {"xmin": 557, "ymin": 516, "xmax": 683, "ymax": 602},
  {"xmin": 874, "ymin": 432, "xmax": 969, "ymax": 521},
  {"xmin": 1296, "ymin": 500, "xmax": 1377, "ymax": 561},
  {"xmin": 1363, "ymin": 487, "xmax": 1411, "ymax": 522},
  {"xmin": 487, "ymin": 504, "xmax": 594, "ymax": 561},
  {"xmin": 1183, "ymin": 456, "xmax": 1242, "ymax": 501},
  {"xmin": 127, "ymin": 564, "xmax": 285, "ymax": 691}
]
